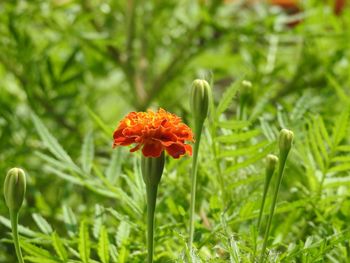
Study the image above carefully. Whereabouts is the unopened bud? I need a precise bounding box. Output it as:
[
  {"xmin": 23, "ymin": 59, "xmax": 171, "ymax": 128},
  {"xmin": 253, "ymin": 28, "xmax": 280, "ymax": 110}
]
[
  {"xmin": 242, "ymin": 80, "xmax": 252, "ymax": 88},
  {"xmin": 190, "ymin": 79, "xmax": 210, "ymax": 123},
  {"xmin": 141, "ymin": 152, "xmax": 165, "ymax": 187},
  {"xmin": 4, "ymin": 168, "xmax": 26, "ymax": 212},
  {"xmin": 266, "ymin": 154, "xmax": 278, "ymax": 182},
  {"xmin": 279, "ymin": 129, "xmax": 294, "ymax": 157}
]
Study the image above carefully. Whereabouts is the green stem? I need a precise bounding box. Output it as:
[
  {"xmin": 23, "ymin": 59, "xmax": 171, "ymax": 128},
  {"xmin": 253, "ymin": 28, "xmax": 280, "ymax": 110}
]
[
  {"xmin": 146, "ymin": 183, "xmax": 158, "ymax": 263},
  {"xmin": 254, "ymin": 174, "xmax": 272, "ymax": 259},
  {"xmin": 188, "ymin": 121, "xmax": 204, "ymax": 250},
  {"xmin": 257, "ymin": 176, "xmax": 272, "ymax": 232},
  {"xmin": 259, "ymin": 153, "xmax": 288, "ymax": 263},
  {"xmin": 10, "ymin": 210, "xmax": 24, "ymax": 263}
]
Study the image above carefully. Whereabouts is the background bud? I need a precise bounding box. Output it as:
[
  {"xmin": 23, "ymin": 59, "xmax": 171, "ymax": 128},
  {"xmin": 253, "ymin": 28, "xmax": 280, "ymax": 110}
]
[
  {"xmin": 4, "ymin": 168, "xmax": 26, "ymax": 212},
  {"xmin": 190, "ymin": 79, "xmax": 210, "ymax": 122},
  {"xmin": 279, "ymin": 129, "xmax": 294, "ymax": 155},
  {"xmin": 266, "ymin": 154, "xmax": 278, "ymax": 181}
]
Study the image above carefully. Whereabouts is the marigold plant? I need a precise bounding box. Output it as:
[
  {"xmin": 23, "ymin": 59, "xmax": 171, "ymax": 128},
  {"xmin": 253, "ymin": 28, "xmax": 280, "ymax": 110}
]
[{"xmin": 113, "ymin": 108, "xmax": 193, "ymax": 262}]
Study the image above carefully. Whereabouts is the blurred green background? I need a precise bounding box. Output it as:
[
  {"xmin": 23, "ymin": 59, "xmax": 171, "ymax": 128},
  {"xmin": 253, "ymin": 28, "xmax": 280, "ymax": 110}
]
[{"xmin": 1, "ymin": 0, "xmax": 350, "ymax": 262}]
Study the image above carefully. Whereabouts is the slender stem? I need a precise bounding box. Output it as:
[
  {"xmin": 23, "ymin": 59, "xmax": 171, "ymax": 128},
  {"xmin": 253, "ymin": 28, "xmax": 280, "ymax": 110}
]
[
  {"xmin": 146, "ymin": 183, "xmax": 158, "ymax": 263},
  {"xmin": 254, "ymin": 175, "xmax": 271, "ymax": 259},
  {"xmin": 257, "ymin": 176, "xmax": 272, "ymax": 232},
  {"xmin": 259, "ymin": 153, "xmax": 287, "ymax": 263},
  {"xmin": 188, "ymin": 122, "xmax": 203, "ymax": 250},
  {"xmin": 10, "ymin": 210, "xmax": 24, "ymax": 263}
]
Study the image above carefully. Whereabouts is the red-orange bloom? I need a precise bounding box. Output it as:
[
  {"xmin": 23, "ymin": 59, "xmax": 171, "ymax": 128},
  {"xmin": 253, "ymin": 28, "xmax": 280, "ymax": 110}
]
[{"xmin": 113, "ymin": 109, "xmax": 194, "ymax": 159}]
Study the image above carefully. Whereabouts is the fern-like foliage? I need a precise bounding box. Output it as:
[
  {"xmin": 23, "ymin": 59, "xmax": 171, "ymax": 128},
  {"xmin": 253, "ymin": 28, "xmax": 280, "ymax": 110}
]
[
  {"xmin": 31, "ymin": 112, "xmax": 144, "ymax": 220},
  {"xmin": 300, "ymin": 110, "xmax": 350, "ymax": 193},
  {"xmin": 209, "ymin": 79, "xmax": 275, "ymax": 186}
]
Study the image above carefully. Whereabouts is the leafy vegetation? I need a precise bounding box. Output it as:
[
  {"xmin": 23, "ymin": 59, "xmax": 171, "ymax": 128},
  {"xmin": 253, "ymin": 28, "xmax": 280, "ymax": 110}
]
[{"xmin": 1, "ymin": 0, "xmax": 350, "ymax": 262}]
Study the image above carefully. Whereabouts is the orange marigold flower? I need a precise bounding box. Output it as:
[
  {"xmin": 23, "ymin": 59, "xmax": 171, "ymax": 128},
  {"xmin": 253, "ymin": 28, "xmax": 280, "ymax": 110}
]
[{"xmin": 113, "ymin": 108, "xmax": 194, "ymax": 159}]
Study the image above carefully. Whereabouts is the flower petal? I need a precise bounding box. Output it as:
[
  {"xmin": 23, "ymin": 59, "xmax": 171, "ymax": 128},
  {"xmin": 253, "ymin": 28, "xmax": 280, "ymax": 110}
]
[
  {"xmin": 113, "ymin": 136, "xmax": 136, "ymax": 147},
  {"xmin": 130, "ymin": 143, "xmax": 142, "ymax": 152},
  {"xmin": 185, "ymin": 144, "xmax": 192, "ymax": 156},
  {"xmin": 142, "ymin": 141, "xmax": 164, "ymax": 158},
  {"xmin": 165, "ymin": 143, "xmax": 187, "ymax": 159}
]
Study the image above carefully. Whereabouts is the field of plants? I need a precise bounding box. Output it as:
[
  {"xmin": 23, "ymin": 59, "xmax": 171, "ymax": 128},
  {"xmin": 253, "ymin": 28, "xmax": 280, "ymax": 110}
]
[{"xmin": 1, "ymin": 1, "xmax": 350, "ymax": 262}]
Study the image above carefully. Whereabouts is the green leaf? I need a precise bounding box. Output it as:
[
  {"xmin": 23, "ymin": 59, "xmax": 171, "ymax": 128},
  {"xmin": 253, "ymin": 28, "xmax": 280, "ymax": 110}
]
[
  {"xmin": 62, "ymin": 205, "xmax": 77, "ymax": 237},
  {"xmin": 215, "ymin": 79, "xmax": 241, "ymax": 118},
  {"xmin": 312, "ymin": 117, "xmax": 328, "ymax": 163},
  {"xmin": 36, "ymin": 152, "xmax": 80, "ymax": 174},
  {"xmin": 316, "ymin": 116, "xmax": 332, "ymax": 146},
  {"xmin": 336, "ymin": 145, "xmax": 350, "ymax": 152},
  {"xmin": 331, "ymin": 156, "xmax": 350, "ymax": 163},
  {"xmin": 31, "ymin": 113, "xmax": 76, "ymax": 166},
  {"xmin": 0, "ymin": 215, "xmax": 38, "ymax": 237},
  {"xmin": 46, "ymin": 56, "xmax": 56, "ymax": 84},
  {"xmin": 60, "ymin": 47, "xmax": 79, "ymax": 76},
  {"xmin": 332, "ymin": 110, "xmax": 349, "ymax": 147},
  {"xmin": 98, "ymin": 226, "xmax": 110, "ymax": 263},
  {"xmin": 307, "ymin": 122, "xmax": 325, "ymax": 171},
  {"xmin": 216, "ymin": 130, "xmax": 261, "ymax": 144},
  {"xmin": 106, "ymin": 208, "xmax": 138, "ymax": 228},
  {"xmin": 45, "ymin": 166, "xmax": 82, "ymax": 185},
  {"xmin": 78, "ymin": 220, "xmax": 91, "ymax": 263},
  {"xmin": 328, "ymin": 163, "xmax": 350, "ymax": 173},
  {"xmin": 227, "ymin": 174, "xmax": 263, "ymax": 191},
  {"xmin": 218, "ymin": 141, "xmax": 269, "ymax": 158},
  {"xmin": 290, "ymin": 93, "xmax": 313, "ymax": 121},
  {"xmin": 52, "ymin": 232, "xmax": 68, "ymax": 261},
  {"xmin": 21, "ymin": 242, "xmax": 52, "ymax": 258},
  {"xmin": 217, "ymin": 120, "xmax": 250, "ymax": 130},
  {"xmin": 327, "ymin": 74, "xmax": 350, "ymax": 104},
  {"xmin": 81, "ymin": 131, "xmax": 94, "ymax": 174},
  {"xmin": 259, "ymin": 117, "xmax": 277, "ymax": 142},
  {"xmin": 87, "ymin": 107, "xmax": 113, "ymax": 138},
  {"xmin": 24, "ymin": 257, "xmax": 60, "ymax": 263},
  {"xmin": 93, "ymin": 204, "xmax": 104, "ymax": 239},
  {"xmin": 109, "ymin": 244, "xmax": 118, "ymax": 263},
  {"xmin": 106, "ymin": 149, "xmax": 121, "ymax": 184},
  {"xmin": 324, "ymin": 176, "xmax": 350, "ymax": 188},
  {"xmin": 32, "ymin": 213, "xmax": 53, "ymax": 234},
  {"xmin": 116, "ymin": 221, "xmax": 130, "ymax": 247},
  {"xmin": 224, "ymin": 144, "xmax": 274, "ymax": 174}
]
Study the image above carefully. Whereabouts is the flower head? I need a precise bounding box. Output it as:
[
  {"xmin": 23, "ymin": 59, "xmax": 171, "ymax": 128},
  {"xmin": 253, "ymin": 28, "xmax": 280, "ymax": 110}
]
[{"xmin": 113, "ymin": 108, "xmax": 193, "ymax": 158}]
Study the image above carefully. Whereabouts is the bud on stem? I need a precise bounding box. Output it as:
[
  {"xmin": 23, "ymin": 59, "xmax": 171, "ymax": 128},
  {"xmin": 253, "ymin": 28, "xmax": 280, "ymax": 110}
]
[
  {"xmin": 4, "ymin": 168, "xmax": 26, "ymax": 213},
  {"xmin": 259, "ymin": 129, "xmax": 294, "ymax": 263},
  {"xmin": 257, "ymin": 154, "xmax": 278, "ymax": 232},
  {"xmin": 188, "ymin": 79, "xmax": 211, "ymax": 250},
  {"xmin": 3, "ymin": 168, "xmax": 26, "ymax": 263}
]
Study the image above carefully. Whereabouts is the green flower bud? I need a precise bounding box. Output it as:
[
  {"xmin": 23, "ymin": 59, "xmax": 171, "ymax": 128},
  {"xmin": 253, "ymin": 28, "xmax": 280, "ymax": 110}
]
[
  {"xmin": 4, "ymin": 168, "xmax": 26, "ymax": 212},
  {"xmin": 190, "ymin": 79, "xmax": 210, "ymax": 123},
  {"xmin": 266, "ymin": 154, "xmax": 278, "ymax": 182},
  {"xmin": 141, "ymin": 152, "xmax": 165, "ymax": 187},
  {"xmin": 241, "ymin": 80, "xmax": 253, "ymax": 99},
  {"xmin": 279, "ymin": 129, "xmax": 294, "ymax": 156},
  {"xmin": 242, "ymin": 80, "xmax": 252, "ymax": 88}
]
